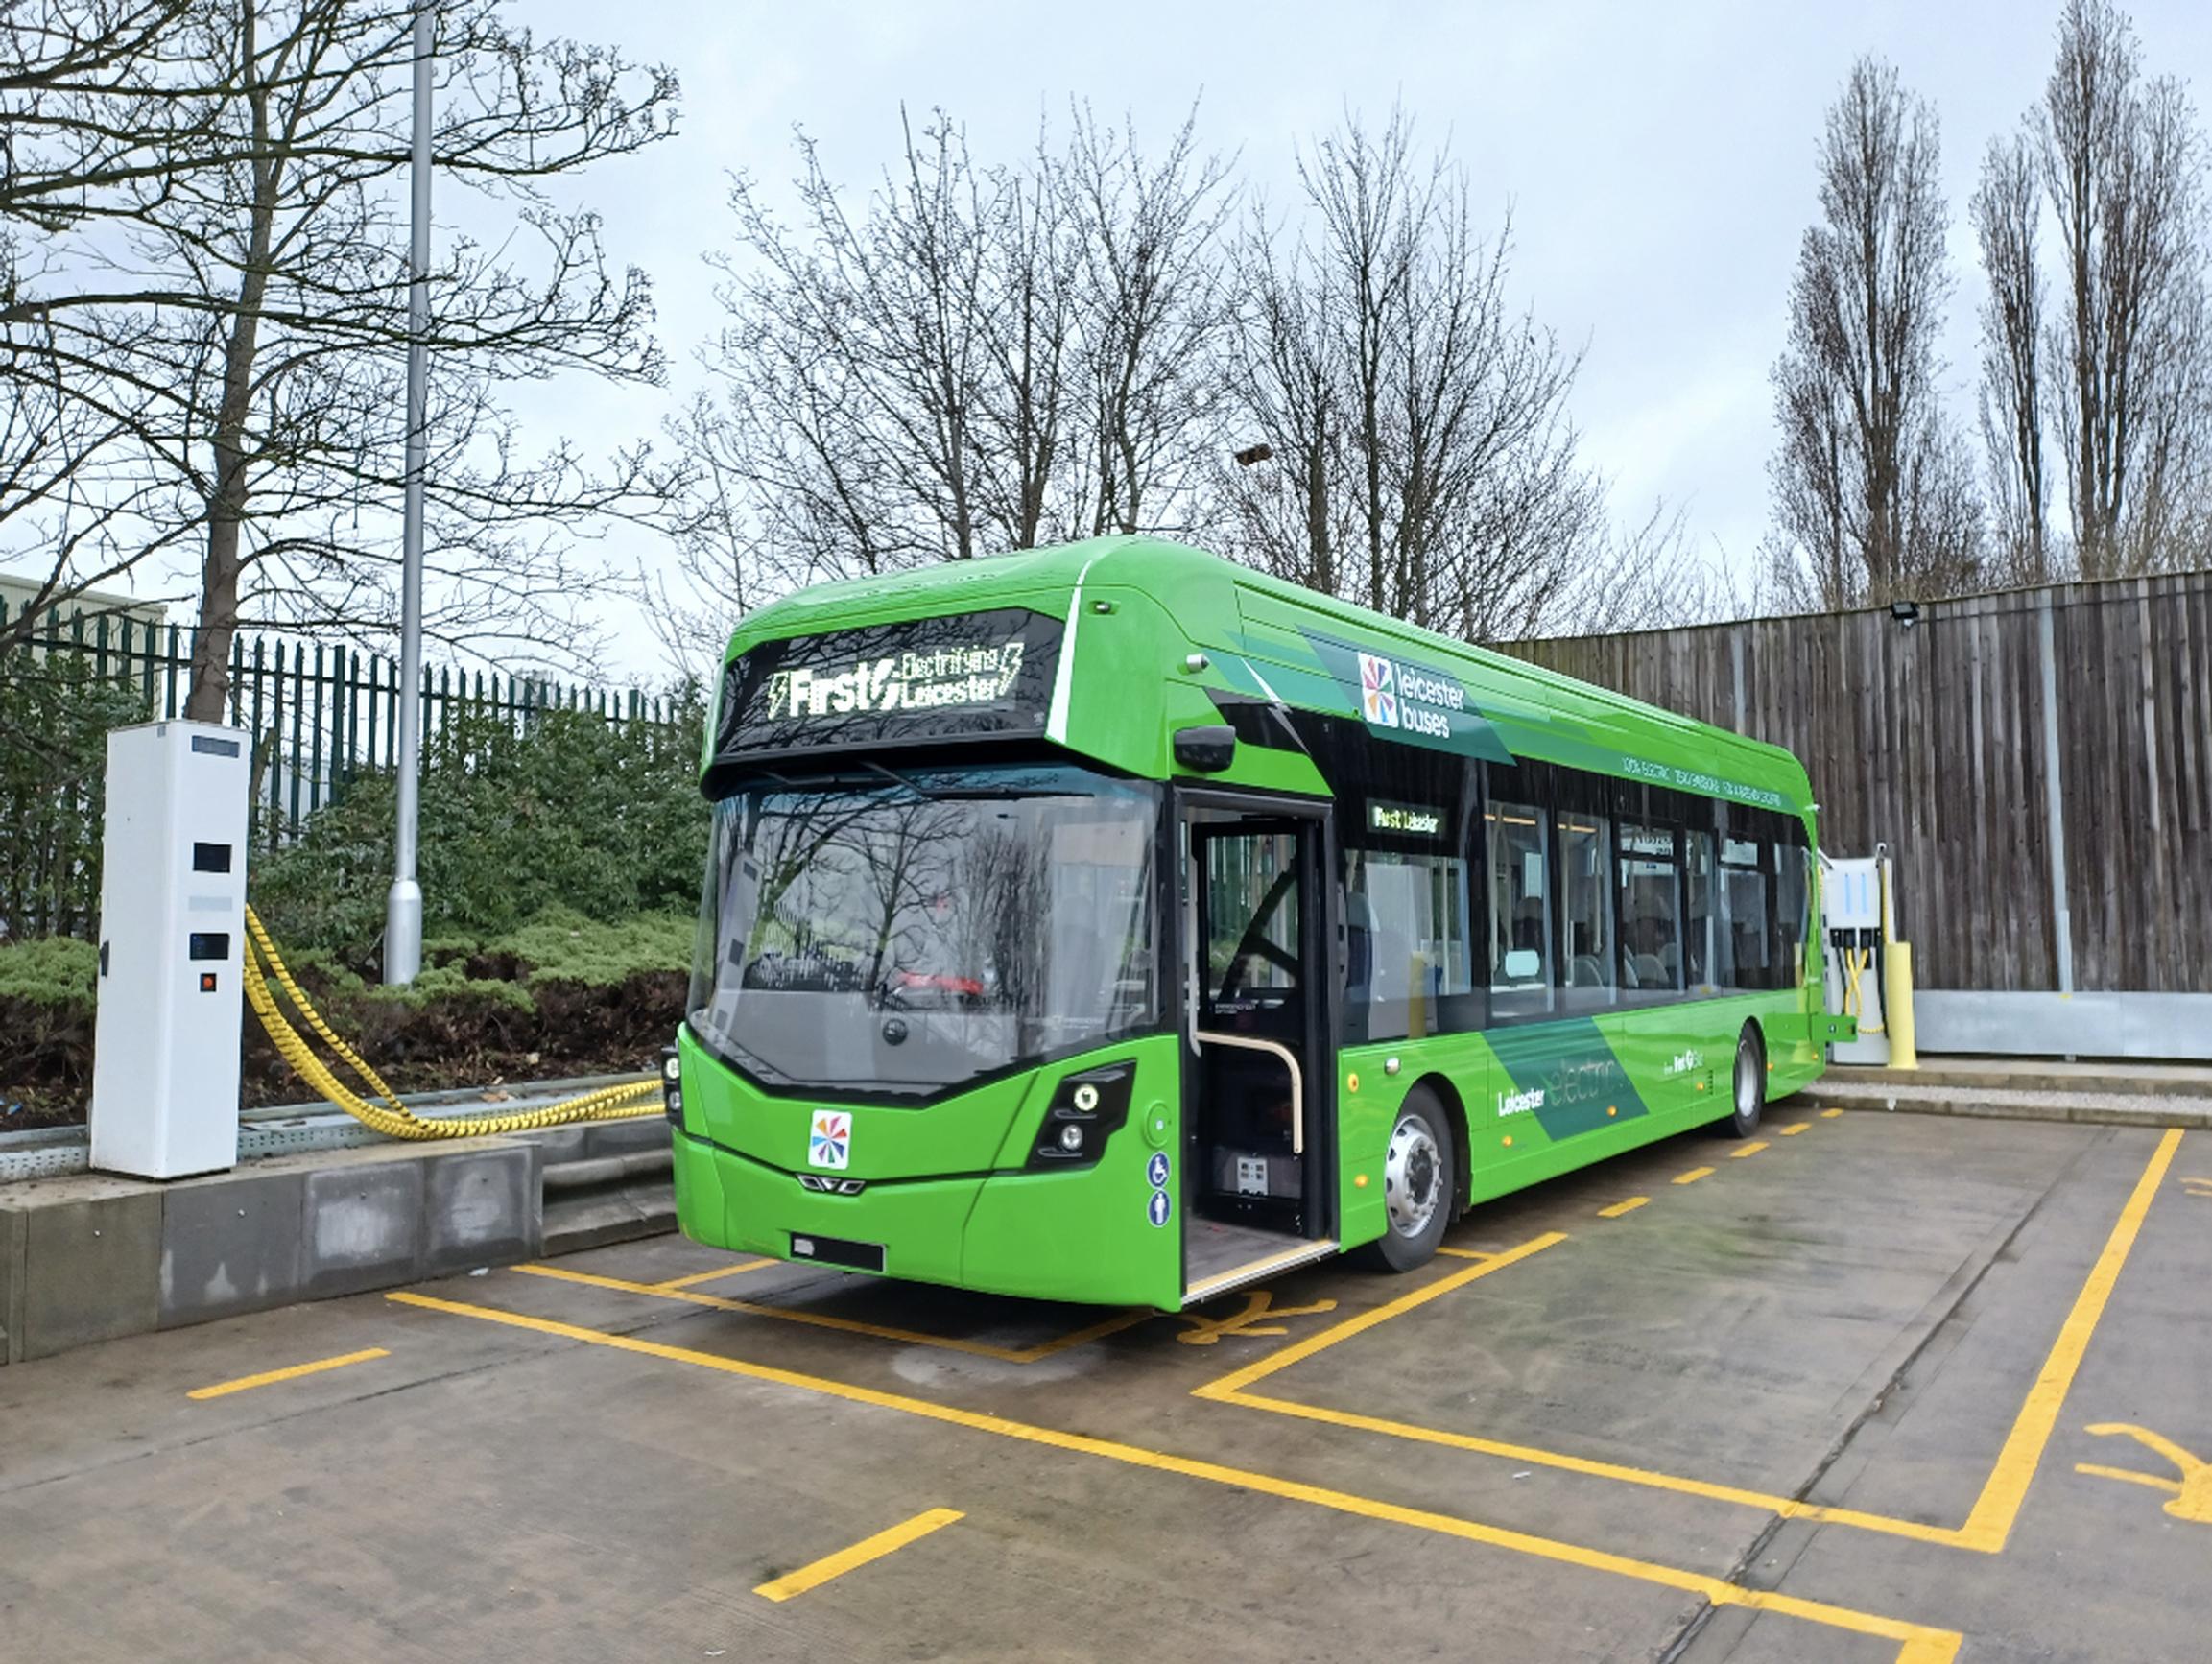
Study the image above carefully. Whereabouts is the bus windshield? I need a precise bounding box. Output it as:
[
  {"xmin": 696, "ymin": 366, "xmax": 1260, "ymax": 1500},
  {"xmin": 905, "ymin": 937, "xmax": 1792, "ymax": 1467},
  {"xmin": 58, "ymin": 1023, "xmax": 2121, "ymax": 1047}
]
[{"xmin": 687, "ymin": 762, "xmax": 1159, "ymax": 1097}]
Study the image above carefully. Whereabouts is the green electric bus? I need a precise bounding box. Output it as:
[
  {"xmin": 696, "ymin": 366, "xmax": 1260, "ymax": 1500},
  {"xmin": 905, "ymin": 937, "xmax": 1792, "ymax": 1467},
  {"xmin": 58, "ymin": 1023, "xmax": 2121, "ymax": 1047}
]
[{"xmin": 668, "ymin": 535, "xmax": 1842, "ymax": 1309}]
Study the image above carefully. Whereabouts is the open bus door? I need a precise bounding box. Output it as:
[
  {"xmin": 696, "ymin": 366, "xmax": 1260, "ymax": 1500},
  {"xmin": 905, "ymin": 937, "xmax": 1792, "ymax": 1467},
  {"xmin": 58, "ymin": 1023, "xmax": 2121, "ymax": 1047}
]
[{"xmin": 1179, "ymin": 795, "xmax": 1338, "ymax": 1303}]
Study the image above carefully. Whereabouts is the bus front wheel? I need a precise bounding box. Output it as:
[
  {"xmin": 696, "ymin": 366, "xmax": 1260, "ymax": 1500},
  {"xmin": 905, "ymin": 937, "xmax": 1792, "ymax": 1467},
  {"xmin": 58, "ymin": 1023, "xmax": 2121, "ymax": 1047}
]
[
  {"xmin": 1722, "ymin": 1024, "xmax": 1765, "ymax": 1137},
  {"xmin": 1359, "ymin": 1086, "xmax": 1455, "ymax": 1272}
]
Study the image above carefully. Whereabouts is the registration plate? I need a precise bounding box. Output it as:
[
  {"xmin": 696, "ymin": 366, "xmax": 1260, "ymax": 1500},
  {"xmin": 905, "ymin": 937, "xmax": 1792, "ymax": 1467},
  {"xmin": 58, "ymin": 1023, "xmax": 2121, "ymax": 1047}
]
[{"xmin": 790, "ymin": 1232, "xmax": 886, "ymax": 1273}]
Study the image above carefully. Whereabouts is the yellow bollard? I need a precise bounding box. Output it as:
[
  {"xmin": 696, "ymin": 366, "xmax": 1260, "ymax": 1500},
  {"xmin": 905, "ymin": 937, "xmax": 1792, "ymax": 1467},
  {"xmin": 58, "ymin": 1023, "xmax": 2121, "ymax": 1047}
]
[{"xmin": 1884, "ymin": 940, "xmax": 1917, "ymax": 1070}]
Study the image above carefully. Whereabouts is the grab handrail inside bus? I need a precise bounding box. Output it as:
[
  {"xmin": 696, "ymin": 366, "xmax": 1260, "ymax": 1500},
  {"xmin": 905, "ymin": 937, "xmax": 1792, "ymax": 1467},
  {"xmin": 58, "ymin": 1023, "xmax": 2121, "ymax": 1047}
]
[{"xmin": 1191, "ymin": 1030, "xmax": 1305, "ymax": 1155}]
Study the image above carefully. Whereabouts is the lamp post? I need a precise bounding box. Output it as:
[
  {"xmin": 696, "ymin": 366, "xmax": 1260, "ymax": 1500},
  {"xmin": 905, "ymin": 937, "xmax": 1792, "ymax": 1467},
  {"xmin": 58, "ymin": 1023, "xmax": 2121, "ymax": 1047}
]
[{"xmin": 383, "ymin": 0, "xmax": 433, "ymax": 986}]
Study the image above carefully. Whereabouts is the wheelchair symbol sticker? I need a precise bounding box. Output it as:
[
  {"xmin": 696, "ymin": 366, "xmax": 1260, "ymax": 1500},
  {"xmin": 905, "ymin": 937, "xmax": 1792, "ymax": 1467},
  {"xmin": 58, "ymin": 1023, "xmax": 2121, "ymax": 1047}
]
[{"xmin": 1147, "ymin": 1152, "xmax": 1171, "ymax": 1189}]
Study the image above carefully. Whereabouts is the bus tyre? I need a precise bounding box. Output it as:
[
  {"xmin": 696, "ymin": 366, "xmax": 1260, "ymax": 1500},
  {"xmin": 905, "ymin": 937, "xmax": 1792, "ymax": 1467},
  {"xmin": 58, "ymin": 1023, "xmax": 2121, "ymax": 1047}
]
[
  {"xmin": 1723, "ymin": 1024, "xmax": 1765, "ymax": 1137},
  {"xmin": 1360, "ymin": 1086, "xmax": 1455, "ymax": 1273}
]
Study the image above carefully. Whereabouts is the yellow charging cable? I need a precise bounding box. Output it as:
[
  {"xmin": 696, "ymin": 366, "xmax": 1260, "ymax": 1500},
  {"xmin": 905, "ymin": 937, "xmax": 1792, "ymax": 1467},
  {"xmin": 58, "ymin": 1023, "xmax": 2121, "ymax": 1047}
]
[
  {"xmin": 241, "ymin": 904, "xmax": 661, "ymax": 1139},
  {"xmin": 1839, "ymin": 943, "xmax": 1885, "ymax": 1034}
]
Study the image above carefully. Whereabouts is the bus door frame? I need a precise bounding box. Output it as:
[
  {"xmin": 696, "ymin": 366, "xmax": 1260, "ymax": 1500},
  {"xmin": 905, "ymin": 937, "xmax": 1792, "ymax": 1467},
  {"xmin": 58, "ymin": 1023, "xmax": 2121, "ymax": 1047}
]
[{"xmin": 1172, "ymin": 786, "xmax": 1339, "ymax": 1248}]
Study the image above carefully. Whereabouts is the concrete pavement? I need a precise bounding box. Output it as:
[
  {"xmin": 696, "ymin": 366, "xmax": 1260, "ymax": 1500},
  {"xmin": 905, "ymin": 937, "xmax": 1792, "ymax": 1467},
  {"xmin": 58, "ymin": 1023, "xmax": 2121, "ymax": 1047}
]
[{"xmin": 0, "ymin": 1106, "xmax": 2203, "ymax": 1663}]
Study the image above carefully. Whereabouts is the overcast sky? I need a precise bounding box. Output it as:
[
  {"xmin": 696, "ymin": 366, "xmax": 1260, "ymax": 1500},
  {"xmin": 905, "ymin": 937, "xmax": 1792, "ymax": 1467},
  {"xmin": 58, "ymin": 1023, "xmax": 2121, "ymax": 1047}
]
[{"xmin": 519, "ymin": 0, "xmax": 2212, "ymax": 677}]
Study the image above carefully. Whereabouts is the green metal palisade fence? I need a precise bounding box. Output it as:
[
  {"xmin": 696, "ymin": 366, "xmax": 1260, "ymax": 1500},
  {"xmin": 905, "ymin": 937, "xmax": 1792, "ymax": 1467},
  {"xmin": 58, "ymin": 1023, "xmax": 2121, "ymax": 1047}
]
[{"xmin": 0, "ymin": 599, "xmax": 678, "ymax": 939}]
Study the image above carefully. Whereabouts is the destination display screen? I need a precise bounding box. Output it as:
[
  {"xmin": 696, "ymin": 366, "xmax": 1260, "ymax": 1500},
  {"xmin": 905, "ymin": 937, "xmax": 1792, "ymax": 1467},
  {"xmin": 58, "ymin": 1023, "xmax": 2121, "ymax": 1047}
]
[{"xmin": 714, "ymin": 607, "xmax": 1063, "ymax": 759}]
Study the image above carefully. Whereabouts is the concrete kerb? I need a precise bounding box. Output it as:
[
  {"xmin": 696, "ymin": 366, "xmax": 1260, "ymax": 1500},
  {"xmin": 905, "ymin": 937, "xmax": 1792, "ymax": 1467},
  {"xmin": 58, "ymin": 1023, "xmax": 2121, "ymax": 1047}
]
[
  {"xmin": 0, "ymin": 1135, "xmax": 544, "ymax": 1365},
  {"xmin": 1804, "ymin": 1078, "xmax": 2212, "ymax": 1130}
]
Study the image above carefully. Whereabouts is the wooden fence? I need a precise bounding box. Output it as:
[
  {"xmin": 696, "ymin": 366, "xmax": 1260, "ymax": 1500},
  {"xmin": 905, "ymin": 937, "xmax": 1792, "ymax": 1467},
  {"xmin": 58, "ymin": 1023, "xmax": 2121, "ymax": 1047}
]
[{"xmin": 1497, "ymin": 571, "xmax": 2212, "ymax": 996}]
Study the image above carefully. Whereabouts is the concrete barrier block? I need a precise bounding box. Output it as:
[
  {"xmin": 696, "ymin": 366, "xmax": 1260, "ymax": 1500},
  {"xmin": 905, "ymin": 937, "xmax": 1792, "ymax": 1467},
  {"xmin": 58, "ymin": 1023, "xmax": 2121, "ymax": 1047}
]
[
  {"xmin": 422, "ymin": 1145, "xmax": 537, "ymax": 1273},
  {"xmin": 303, "ymin": 1160, "xmax": 424, "ymax": 1298},
  {"xmin": 528, "ymin": 1126, "xmax": 591, "ymax": 1165},
  {"xmin": 22, "ymin": 1190, "xmax": 161, "ymax": 1361},
  {"xmin": 159, "ymin": 1169, "xmax": 308, "ymax": 1328},
  {"xmin": 583, "ymin": 1119, "xmax": 672, "ymax": 1159}
]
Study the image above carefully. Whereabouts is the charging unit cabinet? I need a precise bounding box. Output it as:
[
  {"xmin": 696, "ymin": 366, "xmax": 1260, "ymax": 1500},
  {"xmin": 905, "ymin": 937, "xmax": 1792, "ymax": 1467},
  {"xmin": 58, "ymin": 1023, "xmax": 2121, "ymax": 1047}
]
[
  {"xmin": 89, "ymin": 721, "xmax": 250, "ymax": 1179},
  {"xmin": 1822, "ymin": 851, "xmax": 1891, "ymax": 1067}
]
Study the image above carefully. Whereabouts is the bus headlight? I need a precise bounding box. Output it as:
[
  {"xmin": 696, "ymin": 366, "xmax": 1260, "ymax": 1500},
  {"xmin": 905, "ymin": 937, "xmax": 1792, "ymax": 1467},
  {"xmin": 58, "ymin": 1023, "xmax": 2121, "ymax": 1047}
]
[
  {"xmin": 660, "ymin": 1044, "xmax": 684, "ymax": 1127},
  {"xmin": 1028, "ymin": 1060, "xmax": 1135, "ymax": 1170}
]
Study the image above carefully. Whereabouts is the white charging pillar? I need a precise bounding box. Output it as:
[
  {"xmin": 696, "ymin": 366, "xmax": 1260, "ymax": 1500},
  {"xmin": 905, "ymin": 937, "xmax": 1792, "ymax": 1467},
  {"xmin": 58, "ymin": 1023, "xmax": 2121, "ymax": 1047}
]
[
  {"xmin": 89, "ymin": 721, "xmax": 250, "ymax": 1178},
  {"xmin": 1822, "ymin": 850, "xmax": 1891, "ymax": 1068}
]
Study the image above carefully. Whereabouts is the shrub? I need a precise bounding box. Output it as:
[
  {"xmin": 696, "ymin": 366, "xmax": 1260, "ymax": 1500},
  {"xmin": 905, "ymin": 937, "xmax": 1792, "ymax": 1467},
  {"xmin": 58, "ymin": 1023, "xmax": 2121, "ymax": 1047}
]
[
  {"xmin": 252, "ymin": 700, "xmax": 707, "ymax": 968},
  {"xmin": 0, "ymin": 649, "xmax": 150, "ymax": 941}
]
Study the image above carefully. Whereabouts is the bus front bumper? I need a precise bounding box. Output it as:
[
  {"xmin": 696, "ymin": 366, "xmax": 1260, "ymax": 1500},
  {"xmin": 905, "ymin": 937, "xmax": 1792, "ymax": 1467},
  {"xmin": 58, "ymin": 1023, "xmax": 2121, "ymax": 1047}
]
[{"xmin": 670, "ymin": 1129, "xmax": 1179, "ymax": 1309}]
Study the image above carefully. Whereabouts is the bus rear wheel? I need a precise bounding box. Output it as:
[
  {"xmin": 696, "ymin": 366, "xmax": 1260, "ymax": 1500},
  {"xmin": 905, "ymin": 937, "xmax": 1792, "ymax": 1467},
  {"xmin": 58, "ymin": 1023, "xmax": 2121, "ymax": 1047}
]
[
  {"xmin": 1722, "ymin": 1024, "xmax": 1765, "ymax": 1137},
  {"xmin": 1358, "ymin": 1086, "xmax": 1455, "ymax": 1272}
]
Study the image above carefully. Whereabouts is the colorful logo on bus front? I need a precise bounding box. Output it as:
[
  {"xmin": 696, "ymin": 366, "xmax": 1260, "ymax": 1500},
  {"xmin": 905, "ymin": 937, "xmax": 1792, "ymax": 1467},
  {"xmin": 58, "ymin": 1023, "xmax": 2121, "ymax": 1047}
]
[{"xmin": 808, "ymin": 1111, "xmax": 852, "ymax": 1170}]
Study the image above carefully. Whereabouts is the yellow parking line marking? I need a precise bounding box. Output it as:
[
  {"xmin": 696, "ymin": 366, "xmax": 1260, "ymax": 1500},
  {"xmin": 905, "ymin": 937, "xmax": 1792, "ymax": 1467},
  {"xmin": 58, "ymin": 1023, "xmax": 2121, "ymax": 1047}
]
[
  {"xmin": 1435, "ymin": 1246, "xmax": 1495, "ymax": 1261},
  {"xmin": 754, "ymin": 1507, "xmax": 963, "ymax": 1602},
  {"xmin": 1777, "ymin": 1123, "xmax": 1810, "ymax": 1136},
  {"xmin": 187, "ymin": 1347, "xmax": 388, "ymax": 1400},
  {"xmin": 1956, "ymin": 1127, "xmax": 2183, "ymax": 1549},
  {"xmin": 1728, "ymin": 1141, "xmax": 1769, "ymax": 1158},
  {"xmin": 1202, "ymin": 1127, "xmax": 2184, "ymax": 1557},
  {"xmin": 1597, "ymin": 1197, "xmax": 1650, "ymax": 1219},
  {"xmin": 1673, "ymin": 1166, "xmax": 1715, "ymax": 1185},
  {"xmin": 387, "ymin": 1290, "xmax": 1960, "ymax": 1664},
  {"xmin": 1196, "ymin": 1233, "xmax": 1564, "ymax": 1399},
  {"xmin": 654, "ymin": 1260, "xmax": 775, "ymax": 1291},
  {"xmin": 1820, "ymin": 1107, "xmax": 1844, "ymax": 1118},
  {"xmin": 511, "ymin": 1262, "xmax": 1152, "ymax": 1363}
]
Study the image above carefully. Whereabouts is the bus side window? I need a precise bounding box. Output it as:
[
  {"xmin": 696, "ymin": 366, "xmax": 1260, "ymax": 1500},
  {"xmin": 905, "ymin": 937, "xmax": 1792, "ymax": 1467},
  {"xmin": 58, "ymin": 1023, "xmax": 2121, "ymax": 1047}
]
[
  {"xmin": 1683, "ymin": 829, "xmax": 1716, "ymax": 989},
  {"xmin": 1486, "ymin": 801, "xmax": 1553, "ymax": 1023},
  {"xmin": 1773, "ymin": 825, "xmax": 1810, "ymax": 988},
  {"xmin": 1717, "ymin": 822, "xmax": 1770, "ymax": 990},
  {"xmin": 1616, "ymin": 820, "xmax": 1683, "ymax": 1001},
  {"xmin": 1557, "ymin": 812, "xmax": 1616, "ymax": 1010}
]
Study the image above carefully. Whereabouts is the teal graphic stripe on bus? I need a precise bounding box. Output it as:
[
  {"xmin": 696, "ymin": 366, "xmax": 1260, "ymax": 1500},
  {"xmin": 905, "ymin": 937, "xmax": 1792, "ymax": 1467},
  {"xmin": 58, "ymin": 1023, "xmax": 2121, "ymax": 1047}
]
[{"xmin": 1485, "ymin": 1020, "xmax": 1653, "ymax": 1142}]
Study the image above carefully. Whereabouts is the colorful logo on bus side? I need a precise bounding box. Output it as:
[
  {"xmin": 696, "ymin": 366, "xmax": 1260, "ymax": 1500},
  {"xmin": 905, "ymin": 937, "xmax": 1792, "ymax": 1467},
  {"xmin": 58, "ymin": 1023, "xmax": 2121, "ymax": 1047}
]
[
  {"xmin": 1300, "ymin": 628, "xmax": 1509, "ymax": 760},
  {"xmin": 1358, "ymin": 653, "xmax": 1398, "ymax": 726}
]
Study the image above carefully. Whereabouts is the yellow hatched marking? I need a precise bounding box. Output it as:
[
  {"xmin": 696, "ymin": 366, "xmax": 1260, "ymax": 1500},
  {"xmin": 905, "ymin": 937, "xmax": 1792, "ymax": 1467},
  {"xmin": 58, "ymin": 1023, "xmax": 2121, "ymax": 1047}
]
[
  {"xmin": 1729, "ymin": 1141, "xmax": 1770, "ymax": 1158},
  {"xmin": 1777, "ymin": 1123, "xmax": 1811, "ymax": 1136},
  {"xmin": 187, "ymin": 1347, "xmax": 388, "ymax": 1400},
  {"xmin": 389, "ymin": 1289, "xmax": 1959, "ymax": 1664},
  {"xmin": 512, "ymin": 1262, "xmax": 1151, "ymax": 1363},
  {"xmin": 1673, "ymin": 1166, "xmax": 1716, "ymax": 1185},
  {"xmin": 654, "ymin": 1259, "xmax": 775, "ymax": 1291},
  {"xmin": 1597, "ymin": 1197, "xmax": 1650, "ymax": 1219},
  {"xmin": 1820, "ymin": 1107, "xmax": 1844, "ymax": 1118},
  {"xmin": 754, "ymin": 1508, "xmax": 963, "ymax": 1602},
  {"xmin": 1435, "ymin": 1246, "xmax": 1496, "ymax": 1261},
  {"xmin": 1201, "ymin": 1128, "xmax": 2184, "ymax": 1557}
]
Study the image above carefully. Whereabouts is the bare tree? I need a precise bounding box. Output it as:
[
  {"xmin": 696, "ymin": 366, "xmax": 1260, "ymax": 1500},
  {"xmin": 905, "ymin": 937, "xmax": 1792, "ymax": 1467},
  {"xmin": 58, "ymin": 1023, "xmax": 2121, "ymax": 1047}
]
[
  {"xmin": 2, "ymin": 0, "xmax": 678, "ymax": 717},
  {"xmin": 0, "ymin": 1, "xmax": 196, "ymax": 642},
  {"xmin": 1218, "ymin": 107, "xmax": 1613, "ymax": 641},
  {"xmin": 1972, "ymin": 133, "xmax": 2052, "ymax": 584},
  {"xmin": 1555, "ymin": 503, "xmax": 1723, "ymax": 637},
  {"xmin": 2036, "ymin": 0, "xmax": 2208, "ymax": 577},
  {"xmin": 709, "ymin": 110, "xmax": 1007, "ymax": 585},
  {"xmin": 676, "ymin": 100, "xmax": 1234, "ymax": 648},
  {"xmin": 1060, "ymin": 106, "xmax": 1236, "ymax": 539},
  {"xmin": 1766, "ymin": 57, "xmax": 1980, "ymax": 610}
]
